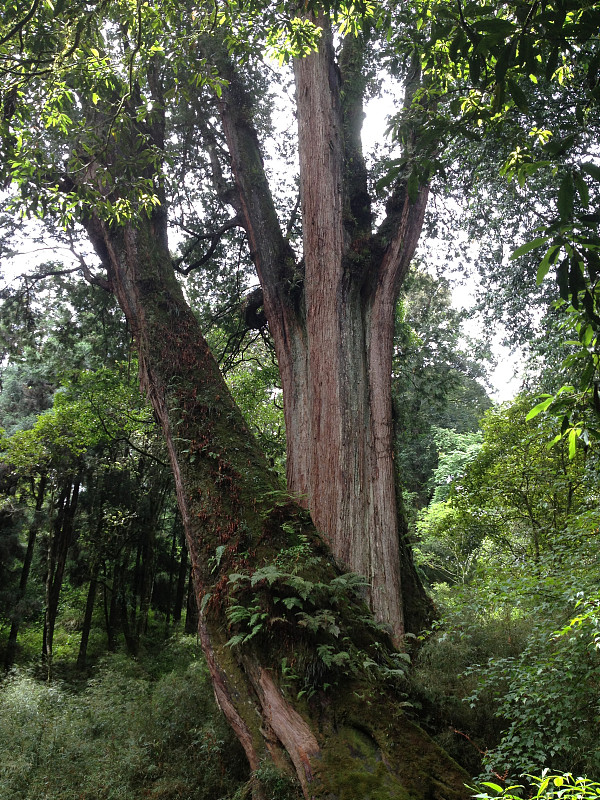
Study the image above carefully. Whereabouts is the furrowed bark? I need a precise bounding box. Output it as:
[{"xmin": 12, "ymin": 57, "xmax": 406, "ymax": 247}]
[
  {"xmin": 219, "ymin": 31, "xmax": 432, "ymax": 642},
  {"xmin": 82, "ymin": 206, "xmax": 469, "ymax": 800},
  {"xmin": 293, "ymin": 18, "xmax": 411, "ymax": 643}
]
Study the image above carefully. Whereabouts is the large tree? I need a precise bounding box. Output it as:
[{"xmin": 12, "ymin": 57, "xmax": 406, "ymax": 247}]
[
  {"xmin": 0, "ymin": 1, "xmax": 470, "ymax": 795},
  {"xmin": 216, "ymin": 16, "xmax": 431, "ymax": 641}
]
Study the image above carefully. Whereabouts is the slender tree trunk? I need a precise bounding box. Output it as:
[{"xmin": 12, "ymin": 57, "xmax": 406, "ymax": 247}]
[
  {"xmin": 164, "ymin": 515, "xmax": 178, "ymax": 634},
  {"xmin": 134, "ymin": 525, "xmax": 154, "ymax": 642},
  {"xmin": 77, "ymin": 564, "xmax": 98, "ymax": 670},
  {"xmin": 106, "ymin": 558, "xmax": 124, "ymax": 651},
  {"xmin": 81, "ymin": 207, "xmax": 469, "ymax": 800},
  {"xmin": 5, "ymin": 474, "xmax": 47, "ymax": 670},
  {"xmin": 173, "ymin": 518, "xmax": 188, "ymax": 624},
  {"xmin": 43, "ymin": 477, "xmax": 80, "ymax": 675},
  {"xmin": 184, "ymin": 568, "xmax": 198, "ymax": 634}
]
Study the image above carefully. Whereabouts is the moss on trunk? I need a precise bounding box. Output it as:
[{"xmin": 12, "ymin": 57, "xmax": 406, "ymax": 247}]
[{"xmin": 80, "ymin": 210, "xmax": 472, "ymax": 800}]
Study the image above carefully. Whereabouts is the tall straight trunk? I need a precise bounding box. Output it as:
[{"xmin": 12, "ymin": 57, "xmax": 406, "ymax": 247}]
[
  {"xmin": 77, "ymin": 565, "xmax": 98, "ymax": 670},
  {"xmin": 81, "ymin": 206, "xmax": 468, "ymax": 800},
  {"xmin": 164, "ymin": 515, "xmax": 178, "ymax": 634},
  {"xmin": 134, "ymin": 526, "xmax": 154, "ymax": 643},
  {"xmin": 43, "ymin": 477, "xmax": 80, "ymax": 674},
  {"xmin": 184, "ymin": 567, "xmax": 198, "ymax": 634},
  {"xmin": 173, "ymin": 518, "xmax": 188, "ymax": 624},
  {"xmin": 105, "ymin": 557, "xmax": 124, "ymax": 651},
  {"xmin": 219, "ymin": 23, "xmax": 433, "ymax": 642},
  {"xmin": 5, "ymin": 474, "xmax": 47, "ymax": 670}
]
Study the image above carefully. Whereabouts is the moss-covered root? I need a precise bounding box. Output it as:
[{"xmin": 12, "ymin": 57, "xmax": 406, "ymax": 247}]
[{"xmin": 316, "ymin": 720, "xmax": 470, "ymax": 800}]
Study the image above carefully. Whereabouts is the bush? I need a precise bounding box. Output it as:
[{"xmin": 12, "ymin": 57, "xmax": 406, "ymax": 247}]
[
  {"xmin": 472, "ymin": 772, "xmax": 600, "ymax": 800},
  {"xmin": 0, "ymin": 638, "xmax": 247, "ymax": 799}
]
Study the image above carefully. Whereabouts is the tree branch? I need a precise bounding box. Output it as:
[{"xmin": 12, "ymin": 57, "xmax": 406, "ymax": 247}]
[
  {"xmin": 0, "ymin": 0, "xmax": 41, "ymax": 47},
  {"xmin": 173, "ymin": 216, "xmax": 242, "ymax": 275},
  {"xmin": 339, "ymin": 32, "xmax": 372, "ymax": 239},
  {"xmin": 218, "ymin": 64, "xmax": 298, "ymax": 299}
]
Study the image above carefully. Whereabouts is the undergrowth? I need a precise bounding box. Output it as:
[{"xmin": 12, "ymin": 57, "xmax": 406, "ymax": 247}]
[{"xmin": 0, "ymin": 636, "xmax": 247, "ymax": 800}]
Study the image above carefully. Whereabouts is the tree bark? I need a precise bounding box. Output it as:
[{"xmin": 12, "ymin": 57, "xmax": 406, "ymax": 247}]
[
  {"xmin": 219, "ymin": 22, "xmax": 433, "ymax": 642},
  {"xmin": 173, "ymin": 516, "xmax": 188, "ymax": 624},
  {"xmin": 81, "ymin": 206, "xmax": 468, "ymax": 799}
]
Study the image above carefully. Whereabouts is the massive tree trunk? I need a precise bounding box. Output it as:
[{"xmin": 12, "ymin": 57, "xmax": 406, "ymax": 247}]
[
  {"xmin": 87, "ymin": 205, "xmax": 466, "ymax": 800},
  {"xmin": 82, "ymin": 204, "xmax": 469, "ymax": 799},
  {"xmin": 219, "ymin": 21, "xmax": 432, "ymax": 641},
  {"xmin": 6, "ymin": 3, "xmax": 457, "ymax": 788}
]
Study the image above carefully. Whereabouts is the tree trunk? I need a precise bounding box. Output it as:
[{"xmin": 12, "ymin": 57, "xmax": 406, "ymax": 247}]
[
  {"xmin": 105, "ymin": 557, "xmax": 124, "ymax": 651},
  {"xmin": 43, "ymin": 477, "xmax": 80, "ymax": 675},
  {"xmin": 5, "ymin": 474, "xmax": 47, "ymax": 670},
  {"xmin": 164, "ymin": 514, "xmax": 178, "ymax": 634},
  {"xmin": 173, "ymin": 516, "xmax": 188, "ymax": 624},
  {"xmin": 82, "ymin": 208, "xmax": 469, "ymax": 800},
  {"xmin": 219, "ymin": 23, "xmax": 433, "ymax": 641},
  {"xmin": 77, "ymin": 564, "xmax": 98, "ymax": 670},
  {"xmin": 184, "ymin": 567, "xmax": 198, "ymax": 634}
]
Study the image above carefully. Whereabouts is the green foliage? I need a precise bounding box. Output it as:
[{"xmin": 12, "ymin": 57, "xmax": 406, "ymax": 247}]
[
  {"xmin": 224, "ymin": 344, "xmax": 286, "ymax": 475},
  {"xmin": 413, "ymin": 515, "xmax": 600, "ymax": 780},
  {"xmin": 1, "ymin": 362, "xmax": 156, "ymax": 475},
  {"xmin": 472, "ymin": 772, "xmax": 600, "ymax": 800},
  {"xmin": 468, "ymin": 617, "xmax": 600, "ymax": 778},
  {"xmin": 238, "ymin": 763, "xmax": 301, "ymax": 800},
  {"xmin": 225, "ymin": 557, "xmax": 410, "ymax": 698},
  {"xmin": 0, "ymin": 641, "xmax": 246, "ymax": 800},
  {"xmin": 453, "ymin": 396, "xmax": 591, "ymax": 561},
  {"xmin": 392, "ymin": 267, "xmax": 491, "ymax": 512},
  {"xmin": 523, "ymin": 303, "xmax": 600, "ymax": 457},
  {"xmin": 410, "ymin": 387, "xmax": 600, "ymax": 780}
]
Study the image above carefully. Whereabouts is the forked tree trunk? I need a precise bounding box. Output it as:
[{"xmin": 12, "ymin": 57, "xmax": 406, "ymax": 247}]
[
  {"xmin": 219, "ymin": 21, "xmax": 433, "ymax": 642},
  {"xmin": 82, "ymin": 209, "xmax": 469, "ymax": 800}
]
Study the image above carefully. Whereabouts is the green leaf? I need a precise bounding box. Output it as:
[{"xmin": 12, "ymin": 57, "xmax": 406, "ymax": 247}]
[
  {"xmin": 574, "ymin": 171, "xmax": 590, "ymax": 209},
  {"xmin": 594, "ymin": 383, "xmax": 600, "ymax": 414},
  {"xmin": 526, "ymin": 396, "xmax": 554, "ymax": 420},
  {"xmin": 200, "ymin": 592, "xmax": 212, "ymax": 613},
  {"xmin": 544, "ymin": 133, "xmax": 576, "ymax": 156},
  {"xmin": 510, "ymin": 237, "xmax": 549, "ymax": 260},
  {"xmin": 581, "ymin": 162, "xmax": 600, "ymax": 182},
  {"xmin": 557, "ymin": 172, "xmax": 574, "ymax": 220},
  {"xmin": 376, "ymin": 165, "xmax": 402, "ymax": 192},
  {"xmin": 473, "ymin": 19, "xmax": 515, "ymax": 35},
  {"xmin": 569, "ymin": 255, "xmax": 587, "ymax": 301},
  {"xmin": 568, "ymin": 427, "xmax": 578, "ymax": 459},
  {"xmin": 557, "ymin": 257, "xmax": 570, "ymax": 300},
  {"xmin": 536, "ymin": 244, "xmax": 560, "ymax": 283},
  {"xmin": 469, "ymin": 56, "xmax": 482, "ymax": 84},
  {"xmin": 507, "ymin": 78, "xmax": 528, "ymax": 112},
  {"xmin": 407, "ymin": 169, "xmax": 420, "ymax": 203}
]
